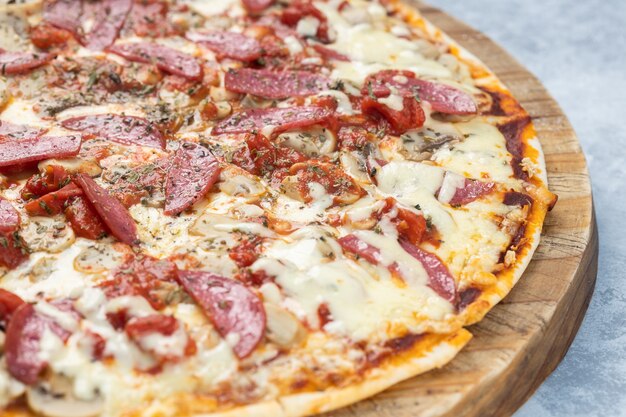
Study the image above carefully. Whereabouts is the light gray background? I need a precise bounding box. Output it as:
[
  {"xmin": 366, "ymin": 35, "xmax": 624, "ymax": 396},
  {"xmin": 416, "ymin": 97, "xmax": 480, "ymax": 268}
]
[{"xmin": 431, "ymin": 1, "xmax": 626, "ymax": 416}]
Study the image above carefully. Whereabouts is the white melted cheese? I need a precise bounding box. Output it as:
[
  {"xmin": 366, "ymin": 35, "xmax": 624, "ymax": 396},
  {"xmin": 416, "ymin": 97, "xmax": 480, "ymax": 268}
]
[{"xmin": 315, "ymin": 2, "xmax": 452, "ymax": 85}]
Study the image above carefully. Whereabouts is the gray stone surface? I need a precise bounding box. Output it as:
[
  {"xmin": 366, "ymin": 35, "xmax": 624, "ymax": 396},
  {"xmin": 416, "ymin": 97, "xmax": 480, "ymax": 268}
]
[{"xmin": 431, "ymin": 1, "xmax": 626, "ymax": 416}]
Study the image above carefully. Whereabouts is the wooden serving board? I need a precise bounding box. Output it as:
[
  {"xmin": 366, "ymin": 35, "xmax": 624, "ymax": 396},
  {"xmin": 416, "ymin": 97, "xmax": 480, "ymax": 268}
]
[{"xmin": 324, "ymin": 3, "xmax": 599, "ymax": 417}]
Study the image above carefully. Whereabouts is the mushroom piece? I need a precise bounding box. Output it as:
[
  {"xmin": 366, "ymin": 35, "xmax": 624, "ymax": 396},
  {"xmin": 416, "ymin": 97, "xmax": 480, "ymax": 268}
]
[
  {"xmin": 275, "ymin": 127, "xmax": 337, "ymax": 157},
  {"xmin": 26, "ymin": 375, "xmax": 104, "ymax": 417},
  {"xmin": 264, "ymin": 303, "xmax": 306, "ymax": 348}
]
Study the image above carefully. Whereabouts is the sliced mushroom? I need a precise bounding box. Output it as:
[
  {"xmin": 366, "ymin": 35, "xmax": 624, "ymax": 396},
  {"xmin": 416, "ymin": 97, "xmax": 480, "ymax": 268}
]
[
  {"xmin": 275, "ymin": 127, "xmax": 337, "ymax": 157},
  {"xmin": 21, "ymin": 217, "xmax": 75, "ymax": 253},
  {"xmin": 399, "ymin": 128, "xmax": 460, "ymax": 161},
  {"xmin": 218, "ymin": 166, "xmax": 266, "ymax": 200},
  {"xmin": 73, "ymin": 243, "xmax": 126, "ymax": 274},
  {"xmin": 27, "ymin": 375, "xmax": 104, "ymax": 417},
  {"xmin": 264, "ymin": 303, "xmax": 306, "ymax": 348}
]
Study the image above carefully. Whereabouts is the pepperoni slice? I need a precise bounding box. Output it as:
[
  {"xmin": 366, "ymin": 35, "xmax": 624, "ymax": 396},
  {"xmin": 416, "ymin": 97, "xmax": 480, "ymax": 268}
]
[
  {"xmin": 21, "ymin": 165, "xmax": 70, "ymax": 200},
  {"xmin": 448, "ymin": 180, "xmax": 495, "ymax": 206},
  {"xmin": 364, "ymin": 70, "xmax": 477, "ymax": 115},
  {"xmin": 224, "ymin": 69, "xmax": 332, "ymax": 99},
  {"xmin": 0, "ymin": 135, "xmax": 81, "ymax": 168},
  {"xmin": 108, "ymin": 42, "xmax": 202, "ymax": 81},
  {"xmin": 0, "ymin": 121, "xmax": 46, "ymax": 142},
  {"xmin": 4, "ymin": 304, "xmax": 48, "ymax": 384},
  {"xmin": 0, "ymin": 198, "xmax": 20, "ymax": 233},
  {"xmin": 338, "ymin": 235, "xmax": 384, "ymax": 265},
  {"xmin": 213, "ymin": 106, "xmax": 333, "ymax": 135},
  {"xmin": 44, "ymin": 0, "xmax": 83, "ymax": 35},
  {"xmin": 64, "ymin": 196, "xmax": 108, "ymax": 240},
  {"xmin": 0, "ymin": 289, "xmax": 25, "ymax": 329},
  {"xmin": 399, "ymin": 239, "xmax": 457, "ymax": 304},
  {"xmin": 73, "ymin": 174, "xmax": 138, "ymax": 245},
  {"xmin": 312, "ymin": 44, "xmax": 349, "ymax": 62},
  {"xmin": 83, "ymin": 0, "xmax": 132, "ymax": 51},
  {"xmin": 24, "ymin": 183, "xmax": 83, "ymax": 216},
  {"xmin": 164, "ymin": 143, "xmax": 221, "ymax": 216},
  {"xmin": 61, "ymin": 114, "xmax": 165, "ymax": 149},
  {"xmin": 177, "ymin": 270, "xmax": 266, "ymax": 359},
  {"xmin": 0, "ymin": 51, "xmax": 53, "ymax": 76},
  {"xmin": 242, "ymin": 0, "xmax": 275, "ymax": 13},
  {"xmin": 186, "ymin": 31, "xmax": 262, "ymax": 62}
]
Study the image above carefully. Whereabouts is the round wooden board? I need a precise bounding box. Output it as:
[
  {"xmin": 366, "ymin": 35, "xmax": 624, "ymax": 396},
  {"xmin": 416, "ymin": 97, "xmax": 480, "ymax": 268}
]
[{"xmin": 322, "ymin": 3, "xmax": 599, "ymax": 417}]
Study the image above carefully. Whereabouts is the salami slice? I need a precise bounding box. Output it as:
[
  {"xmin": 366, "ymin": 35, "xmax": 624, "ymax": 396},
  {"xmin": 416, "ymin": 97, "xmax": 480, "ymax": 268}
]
[
  {"xmin": 0, "ymin": 51, "xmax": 53, "ymax": 76},
  {"xmin": 224, "ymin": 69, "xmax": 331, "ymax": 99},
  {"xmin": 186, "ymin": 31, "xmax": 262, "ymax": 62},
  {"xmin": 0, "ymin": 121, "xmax": 46, "ymax": 141},
  {"xmin": 242, "ymin": 0, "xmax": 275, "ymax": 13},
  {"xmin": 61, "ymin": 114, "xmax": 165, "ymax": 149},
  {"xmin": 4, "ymin": 304, "xmax": 48, "ymax": 384},
  {"xmin": 338, "ymin": 235, "xmax": 384, "ymax": 265},
  {"xmin": 448, "ymin": 180, "xmax": 495, "ymax": 206},
  {"xmin": 108, "ymin": 42, "xmax": 202, "ymax": 81},
  {"xmin": 0, "ymin": 135, "xmax": 81, "ymax": 168},
  {"xmin": 43, "ymin": 0, "xmax": 83, "ymax": 35},
  {"xmin": 177, "ymin": 270, "xmax": 266, "ymax": 358},
  {"xmin": 0, "ymin": 198, "xmax": 20, "ymax": 233},
  {"xmin": 364, "ymin": 70, "xmax": 477, "ymax": 115},
  {"xmin": 83, "ymin": 0, "xmax": 133, "ymax": 51},
  {"xmin": 164, "ymin": 143, "xmax": 221, "ymax": 216},
  {"xmin": 73, "ymin": 174, "xmax": 138, "ymax": 246},
  {"xmin": 399, "ymin": 239, "xmax": 457, "ymax": 304},
  {"xmin": 213, "ymin": 106, "xmax": 333, "ymax": 135}
]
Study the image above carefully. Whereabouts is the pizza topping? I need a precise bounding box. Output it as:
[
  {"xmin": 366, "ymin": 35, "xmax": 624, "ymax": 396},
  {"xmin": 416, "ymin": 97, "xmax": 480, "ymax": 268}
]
[
  {"xmin": 21, "ymin": 165, "xmax": 70, "ymax": 200},
  {"xmin": 364, "ymin": 70, "xmax": 477, "ymax": 115},
  {"xmin": 24, "ymin": 183, "xmax": 83, "ymax": 216},
  {"xmin": 164, "ymin": 143, "xmax": 221, "ymax": 216},
  {"xmin": 281, "ymin": 0, "xmax": 331, "ymax": 43},
  {"xmin": 361, "ymin": 95, "xmax": 425, "ymax": 135},
  {"xmin": 43, "ymin": 0, "xmax": 83, "ymax": 36},
  {"xmin": 337, "ymin": 234, "xmax": 383, "ymax": 265},
  {"xmin": 83, "ymin": 0, "xmax": 133, "ymax": 51},
  {"xmin": 102, "ymin": 256, "xmax": 178, "ymax": 310},
  {"xmin": 503, "ymin": 191, "xmax": 534, "ymax": 207},
  {"xmin": 311, "ymin": 44, "xmax": 349, "ymax": 62},
  {"xmin": 213, "ymin": 106, "xmax": 334, "ymax": 135},
  {"xmin": 186, "ymin": 31, "xmax": 262, "ymax": 62},
  {"xmin": 0, "ymin": 135, "xmax": 82, "ymax": 168},
  {"xmin": 125, "ymin": 315, "xmax": 196, "ymax": 362},
  {"xmin": 230, "ymin": 133, "xmax": 307, "ymax": 180},
  {"xmin": 224, "ymin": 69, "xmax": 332, "ymax": 99},
  {"xmin": 73, "ymin": 174, "xmax": 138, "ymax": 245},
  {"xmin": 177, "ymin": 270, "xmax": 266, "ymax": 358},
  {"xmin": 0, "ymin": 289, "xmax": 25, "ymax": 328},
  {"xmin": 26, "ymin": 374, "xmax": 105, "ymax": 417},
  {"xmin": 0, "ymin": 198, "xmax": 20, "ymax": 234},
  {"xmin": 0, "ymin": 232, "xmax": 28, "ymax": 270},
  {"xmin": 4, "ymin": 303, "xmax": 74, "ymax": 385},
  {"xmin": 393, "ymin": 207, "xmax": 427, "ymax": 246},
  {"xmin": 399, "ymin": 239, "xmax": 457, "ymax": 304},
  {"xmin": 0, "ymin": 122, "xmax": 46, "ymax": 142},
  {"xmin": 285, "ymin": 161, "xmax": 365, "ymax": 205},
  {"xmin": 437, "ymin": 171, "xmax": 495, "ymax": 205},
  {"xmin": 127, "ymin": 0, "xmax": 177, "ymax": 38},
  {"xmin": 64, "ymin": 196, "xmax": 108, "ymax": 240},
  {"xmin": 61, "ymin": 114, "xmax": 165, "ymax": 149},
  {"xmin": 108, "ymin": 42, "xmax": 203, "ymax": 81},
  {"xmin": 0, "ymin": 50, "xmax": 53, "ymax": 76},
  {"xmin": 242, "ymin": 0, "xmax": 275, "ymax": 14}
]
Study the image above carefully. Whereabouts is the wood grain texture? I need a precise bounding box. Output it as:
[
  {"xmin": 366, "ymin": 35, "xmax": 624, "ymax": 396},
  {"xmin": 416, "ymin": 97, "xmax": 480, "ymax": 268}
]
[{"xmin": 323, "ymin": 3, "xmax": 598, "ymax": 417}]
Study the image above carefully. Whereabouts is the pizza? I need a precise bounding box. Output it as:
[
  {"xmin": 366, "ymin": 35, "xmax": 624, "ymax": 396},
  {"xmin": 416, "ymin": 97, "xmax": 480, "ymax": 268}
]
[{"xmin": 0, "ymin": 0, "xmax": 557, "ymax": 416}]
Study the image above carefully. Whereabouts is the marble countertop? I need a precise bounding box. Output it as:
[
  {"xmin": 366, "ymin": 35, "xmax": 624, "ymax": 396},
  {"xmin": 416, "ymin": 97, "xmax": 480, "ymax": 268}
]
[{"xmin": 432, "ymin": 1, "xmax": 626, "ymax": 416}]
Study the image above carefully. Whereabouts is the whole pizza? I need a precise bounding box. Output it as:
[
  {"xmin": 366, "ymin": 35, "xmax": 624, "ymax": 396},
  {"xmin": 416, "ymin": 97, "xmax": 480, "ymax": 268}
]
[{"xmin": 0, "ymin": 0, "xmax": 557, "ymax": 416}]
